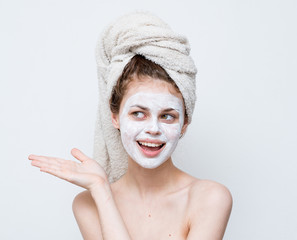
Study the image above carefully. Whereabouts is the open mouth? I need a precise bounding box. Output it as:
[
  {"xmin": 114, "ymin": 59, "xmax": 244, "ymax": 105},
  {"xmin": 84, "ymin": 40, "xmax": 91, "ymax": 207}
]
[{"xmin": 137, "ymin": 141, "xmax": 165, "ymax": 152}]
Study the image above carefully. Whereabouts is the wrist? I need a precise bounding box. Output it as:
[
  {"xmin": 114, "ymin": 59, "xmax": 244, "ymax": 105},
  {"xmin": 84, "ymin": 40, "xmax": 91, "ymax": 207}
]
[{"xmin": 89, "ymin": 180, "xmax": 112, "ymax": 204}]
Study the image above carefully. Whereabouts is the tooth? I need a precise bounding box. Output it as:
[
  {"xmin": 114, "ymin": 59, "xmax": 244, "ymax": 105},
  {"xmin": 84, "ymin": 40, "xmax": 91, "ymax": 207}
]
[{"xmin": 139, "ymin": 142, "xmax": 162, "ymax": 147}]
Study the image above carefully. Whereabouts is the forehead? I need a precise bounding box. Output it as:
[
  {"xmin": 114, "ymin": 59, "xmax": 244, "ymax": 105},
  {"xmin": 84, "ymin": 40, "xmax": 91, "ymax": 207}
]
[
  {"xmin": 127, "ymin": 76, "xmax": 182, "ymax": 97},
  {"xmin": 123, "ymin": 92, "xmax": 184, "ymax": 112},
  {"xmin": 121, "ymin": 76, "xmax": 184, "ymax": 108}
]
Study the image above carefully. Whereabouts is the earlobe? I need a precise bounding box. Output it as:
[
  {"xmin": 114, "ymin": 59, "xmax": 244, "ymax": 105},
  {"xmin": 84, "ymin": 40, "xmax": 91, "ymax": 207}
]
[
  {"xmin": 181, "ymin": 119, "xmax": 189, "ymax": 135},
  {"xmin": 111, "ymin": 113, "xmax": 120, "ymax": 129}
]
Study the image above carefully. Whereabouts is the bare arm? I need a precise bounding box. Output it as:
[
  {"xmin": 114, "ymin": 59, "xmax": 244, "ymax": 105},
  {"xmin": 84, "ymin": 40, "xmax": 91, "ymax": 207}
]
[
  {"xmin": 186, "ymin": 182, "xmax": 233, "ymax": 240},
  {"xmin": 29, "ymin": 148, "xmax": 132, "ymax": 240},
  {"xmin": 72, "ymin": 191, "xmax": 103, "ymax": 240}
]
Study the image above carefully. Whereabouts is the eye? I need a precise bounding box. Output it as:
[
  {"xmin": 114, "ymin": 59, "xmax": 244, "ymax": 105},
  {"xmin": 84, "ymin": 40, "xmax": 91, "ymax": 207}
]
[
  {"xmin": 132, "ymin": 111, "xmax": 146, "ymax": 120},
  {"xmin": 160, "ymin": 114, "xmax": 175, "ymax": 122}
]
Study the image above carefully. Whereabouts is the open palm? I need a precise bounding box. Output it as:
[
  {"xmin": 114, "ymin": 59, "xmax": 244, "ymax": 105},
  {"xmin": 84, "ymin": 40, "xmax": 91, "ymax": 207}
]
[{"xmin": 29, "ymin": 148, "xmax": 107, "ymax": 190}]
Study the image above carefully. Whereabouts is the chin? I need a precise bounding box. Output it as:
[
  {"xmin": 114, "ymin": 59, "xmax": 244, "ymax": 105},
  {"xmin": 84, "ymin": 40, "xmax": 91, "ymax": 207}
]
[{"xmin": 134, "ymin": 158, "xmax": 167, "ymax": 169}]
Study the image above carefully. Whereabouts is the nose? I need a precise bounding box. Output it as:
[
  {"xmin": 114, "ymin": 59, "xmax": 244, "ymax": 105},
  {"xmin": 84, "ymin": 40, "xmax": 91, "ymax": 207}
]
[{"xmin": 145, "ymin": 118, "xmax": 161, "ymax": 136}]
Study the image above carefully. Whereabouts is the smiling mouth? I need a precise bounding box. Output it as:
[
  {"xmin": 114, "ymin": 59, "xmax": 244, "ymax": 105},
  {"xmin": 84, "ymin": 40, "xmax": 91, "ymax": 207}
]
[{"xmin": 137, "ymin": 141, "xmax": 165, "ymax": 152}]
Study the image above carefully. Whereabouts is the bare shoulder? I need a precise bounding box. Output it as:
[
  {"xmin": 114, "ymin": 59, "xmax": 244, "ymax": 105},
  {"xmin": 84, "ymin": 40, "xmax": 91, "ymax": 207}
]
[
  {"xmin": 73, "ymin": 190, "xmax": 95, "ymax": 209},
  {"xmin": 73, "ymin": 190, "xmax": 98, "ymax": 217},
  {"xmin": 72, "ymin": 190, "xmax": 102, "ymax": 240},
  {"xmin": 186, "ymin": 179, "xmax": 233, "ymax": 239},
  {"xmin": 188, "ymin": 179, "xmax": 233, "ymax": 208}
]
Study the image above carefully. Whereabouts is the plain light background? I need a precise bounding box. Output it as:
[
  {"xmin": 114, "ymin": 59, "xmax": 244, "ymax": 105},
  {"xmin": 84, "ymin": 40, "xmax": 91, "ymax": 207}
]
[{"xmin": 1, "ymin": 0, "xmax": 296, "ymax": 239}]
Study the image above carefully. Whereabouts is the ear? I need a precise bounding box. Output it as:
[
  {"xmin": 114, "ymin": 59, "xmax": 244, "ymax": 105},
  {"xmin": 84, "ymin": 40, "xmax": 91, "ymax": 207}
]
[
  {"xmin": 181, "ymin": 117, "xmax": 189, "ymax": 135},
  {"xmin": 111, "ymin": 113, "xmax": 120, "ymax": 129}
]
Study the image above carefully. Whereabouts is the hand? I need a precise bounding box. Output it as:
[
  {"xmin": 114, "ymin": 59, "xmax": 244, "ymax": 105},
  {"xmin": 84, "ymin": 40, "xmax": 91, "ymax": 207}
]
[{"xmin": 28, "ymin": 148, "xmax": 108, "ymax": 191}]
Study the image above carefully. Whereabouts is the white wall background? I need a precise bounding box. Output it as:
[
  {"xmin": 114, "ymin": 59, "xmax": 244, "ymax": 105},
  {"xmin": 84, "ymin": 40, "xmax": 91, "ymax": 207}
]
[{"xmin": 1, "ymin": 0, "xmax": 296, "ymax": 239}]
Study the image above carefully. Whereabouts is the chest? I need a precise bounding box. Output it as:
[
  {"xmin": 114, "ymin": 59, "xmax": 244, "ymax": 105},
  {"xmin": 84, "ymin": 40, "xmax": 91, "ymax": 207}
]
[{"xmin": 115, "ymin": 194, "xmax": 190, "ymax": 240}]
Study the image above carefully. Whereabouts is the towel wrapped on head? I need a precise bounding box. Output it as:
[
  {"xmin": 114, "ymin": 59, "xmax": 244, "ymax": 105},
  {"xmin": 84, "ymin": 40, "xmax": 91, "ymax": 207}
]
[{"xmin": 94, "ymin": 12, "xmax": 197, "ymax": 182}]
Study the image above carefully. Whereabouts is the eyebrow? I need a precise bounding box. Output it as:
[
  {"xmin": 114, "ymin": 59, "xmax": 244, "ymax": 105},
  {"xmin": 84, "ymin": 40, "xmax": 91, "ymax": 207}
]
[
  {"xmin": 130, "ymin": 105, "xmax": 149, "ymax": 111},
  {"xmin": 163, "ymin": 108, "xmax": 178, "ymax": 112},
  {"xmin": 130, "ymin": 105, "xmax": 180, "ymax": 113}
]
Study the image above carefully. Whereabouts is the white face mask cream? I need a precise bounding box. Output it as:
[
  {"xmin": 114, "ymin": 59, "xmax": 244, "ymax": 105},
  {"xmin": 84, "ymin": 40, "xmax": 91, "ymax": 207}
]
[{"xmin": 119, "ymin": 92, "xmax": 185, "ymax": 169}]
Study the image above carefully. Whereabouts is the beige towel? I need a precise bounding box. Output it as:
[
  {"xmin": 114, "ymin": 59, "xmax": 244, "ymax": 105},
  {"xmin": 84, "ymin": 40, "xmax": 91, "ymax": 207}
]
[{"xmin": 94, "ymin": 12, "xmax": 197, "ymax": 182}]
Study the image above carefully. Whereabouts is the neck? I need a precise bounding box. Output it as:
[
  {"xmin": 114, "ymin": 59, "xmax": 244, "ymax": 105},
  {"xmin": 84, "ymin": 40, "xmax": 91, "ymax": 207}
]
[{"xmin": 123, "ymin": 157, "xmax": 181, "ymax": 199}]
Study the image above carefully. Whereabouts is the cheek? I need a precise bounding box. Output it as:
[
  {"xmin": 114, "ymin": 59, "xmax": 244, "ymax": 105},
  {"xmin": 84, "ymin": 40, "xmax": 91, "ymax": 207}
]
[
  {"xmin": 161, "ymin": 123, "xmax": 182, "ymax": 142},
  {"xmin": 120, "ymin": 117, "xmax": 145, "ymax": 141}
]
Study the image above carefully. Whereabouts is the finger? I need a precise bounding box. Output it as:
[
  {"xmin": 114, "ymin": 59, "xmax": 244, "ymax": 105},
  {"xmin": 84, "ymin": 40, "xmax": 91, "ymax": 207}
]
[
  {"xmin": 41, "ymin": 160, "xmax": 82, "ymax": 183},
  {"xmin": 28, "ymin": 154, "xmax": 63, "ymax": 164},
  {"xmin": 31, "ymin": 158, "xmax": 61, "ymax": 171},
  {"xmin": 29, "ymin": 155, "xmax": 82, "ymax": 184},
  {"xmin": 39, "ymin": 159, "xmax": 71, "ymax": 177},
  {"xmin": 31, "ymin": 159, "xmax": 45, "ymax": 168},
  {"xmin": 71, "ymin": 148, "xmax": 90, "ymax": 163},
  {"xmin": 29, "ymin": 156, "xmax": 63, "ymax": 171},
  {"xmin": 29, "ymin": 155, "xmax": 50, "ymax": 168},
  {"xmin": 28, "ymin": 154, "xmax": 41, "ymax": 160},
  {"xmin": 29, "ymin": 154, "xmax": 52, "ymax": 160}
]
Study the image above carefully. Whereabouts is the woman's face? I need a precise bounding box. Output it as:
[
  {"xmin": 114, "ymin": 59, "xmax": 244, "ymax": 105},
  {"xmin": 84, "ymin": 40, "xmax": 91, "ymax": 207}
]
[{"xmin": 112, "ymin": 76, "xmax": 188, "ymax": 169}]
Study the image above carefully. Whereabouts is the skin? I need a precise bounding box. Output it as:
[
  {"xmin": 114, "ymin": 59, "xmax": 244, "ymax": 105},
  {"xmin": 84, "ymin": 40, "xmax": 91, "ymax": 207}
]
[
  {"xmin": 29, "ymin": 76, "xmax": 233, "ymax": 239},
  {"xmin": 118, "ymin": 91, "xmax": 185, "ymax": 169}
]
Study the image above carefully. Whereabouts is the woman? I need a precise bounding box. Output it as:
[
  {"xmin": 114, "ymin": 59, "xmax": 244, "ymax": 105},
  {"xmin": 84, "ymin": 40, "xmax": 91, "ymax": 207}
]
[{"xmin": 29, "ymin": 12, "xmax": 232, "ymax": 239}]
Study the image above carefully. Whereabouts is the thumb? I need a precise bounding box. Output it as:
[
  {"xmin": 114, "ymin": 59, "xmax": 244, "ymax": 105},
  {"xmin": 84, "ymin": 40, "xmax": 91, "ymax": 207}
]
[{"xmin": 71, "ymin": 148, "xmax": 90, "ymax": 162}]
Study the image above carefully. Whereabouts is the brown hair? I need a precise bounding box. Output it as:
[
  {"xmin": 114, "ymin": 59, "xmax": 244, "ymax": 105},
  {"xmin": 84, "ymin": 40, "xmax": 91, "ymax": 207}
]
[{"xmin": 109, "ymin": 55, "xmax": 184, "ymax": 116}]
